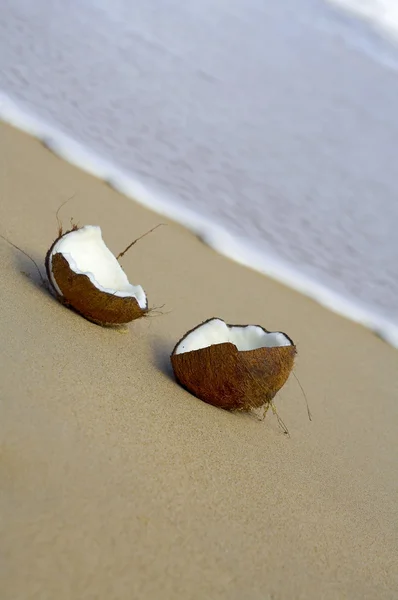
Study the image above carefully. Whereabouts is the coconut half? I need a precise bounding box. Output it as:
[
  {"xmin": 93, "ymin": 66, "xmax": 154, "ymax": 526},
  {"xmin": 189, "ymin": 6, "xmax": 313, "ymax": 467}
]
[
  {"xmin": 171, "ymin": 318, "xmax": 296, "ymax": 413},
  {"xmin": 45, "ymin": 225, "xmax": 148, "ymax": 325}
]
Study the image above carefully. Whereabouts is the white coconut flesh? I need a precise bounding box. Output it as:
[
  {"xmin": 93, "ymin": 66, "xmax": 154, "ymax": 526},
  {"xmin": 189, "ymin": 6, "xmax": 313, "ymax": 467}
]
[
  {"xmin": 174, "ymin": 318, "xmax": 292, "ymax": 355},
  {"xmin": 48, "ymin": 225, "xmax": 147, "ymax": 309}
]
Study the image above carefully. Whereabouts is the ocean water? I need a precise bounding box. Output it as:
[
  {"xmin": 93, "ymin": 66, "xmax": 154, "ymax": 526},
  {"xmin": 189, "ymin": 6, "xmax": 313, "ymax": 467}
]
[{"xmin": 1, "ymin": 0, "xmax": 398, "ymax": 346}]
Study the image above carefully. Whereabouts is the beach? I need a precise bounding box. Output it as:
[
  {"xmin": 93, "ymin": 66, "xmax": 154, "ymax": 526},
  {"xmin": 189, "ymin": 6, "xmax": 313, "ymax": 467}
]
[
  {"xmin": 1, "ymin": 122, "xmax": 398, "ymax": 599},
  {"xmin": 2, "ymin": 0, "xmax": 398, "ymax": 335}
]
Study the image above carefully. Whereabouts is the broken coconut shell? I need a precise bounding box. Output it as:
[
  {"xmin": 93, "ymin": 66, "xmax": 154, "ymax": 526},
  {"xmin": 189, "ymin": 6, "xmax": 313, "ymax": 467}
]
[
  {"xmin": 171, "ymin": 317, "xmax": 296, "ymax": 412},
  {"xmin": 45, "ymin": 225, "xmax": 148, "ymax": 325}
]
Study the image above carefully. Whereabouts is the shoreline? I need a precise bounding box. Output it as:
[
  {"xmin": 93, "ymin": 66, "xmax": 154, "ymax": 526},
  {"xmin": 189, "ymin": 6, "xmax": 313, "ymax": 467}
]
[
  {"xmin": 1, "ymin": 91, "xmax": 397, "ymax": 349},
  {"xmin": 1, "ymin": 121, "xmax": 397, "ymax": 599}
]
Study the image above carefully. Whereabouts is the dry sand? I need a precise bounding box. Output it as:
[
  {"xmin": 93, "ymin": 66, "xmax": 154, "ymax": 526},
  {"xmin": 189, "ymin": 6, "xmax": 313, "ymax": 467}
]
[{"xmin": 1, "ymin": 122, "xmax": 397, "ymax": 599}]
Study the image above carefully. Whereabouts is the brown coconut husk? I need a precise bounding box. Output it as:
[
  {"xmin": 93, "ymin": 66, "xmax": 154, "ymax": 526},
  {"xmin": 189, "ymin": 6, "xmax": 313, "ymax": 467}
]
[
  {"xmin": 171, "ymin": 319, "xmax": 296, "ymax": 413},
  {"xmin": 45, "ymin": 229, "xmax": 148, "ymax": 326}
]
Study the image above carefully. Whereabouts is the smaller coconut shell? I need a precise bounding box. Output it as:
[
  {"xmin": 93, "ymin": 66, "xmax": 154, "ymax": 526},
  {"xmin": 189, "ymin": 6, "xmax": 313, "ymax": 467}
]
[
  {"xmin": 45, "ymin": 229, "xmax": 148, "ymax": 326},
  {"xmin": 171, "ymin": 319, "xmax": 296, "ymax": 412}
]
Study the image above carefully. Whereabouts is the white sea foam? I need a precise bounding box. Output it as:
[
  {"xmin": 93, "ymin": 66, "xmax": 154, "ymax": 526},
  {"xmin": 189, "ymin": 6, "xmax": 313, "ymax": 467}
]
[
  {"xmin": 1, "ymin": 91, "xmax": 397, "ymax": 349},
  {"xmin": 327, "ymin": 0, "xmax": 398, "ymax": 42},
  {"xmin": 318, "ymin": 0, "xmax": 398, "ymax": 71}
]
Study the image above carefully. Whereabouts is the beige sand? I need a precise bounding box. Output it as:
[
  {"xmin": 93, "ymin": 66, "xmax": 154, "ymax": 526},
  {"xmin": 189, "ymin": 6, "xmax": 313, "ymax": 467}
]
[{"xmin": 1, "ymin": 123, "xmax": 397, "ymax": 600}]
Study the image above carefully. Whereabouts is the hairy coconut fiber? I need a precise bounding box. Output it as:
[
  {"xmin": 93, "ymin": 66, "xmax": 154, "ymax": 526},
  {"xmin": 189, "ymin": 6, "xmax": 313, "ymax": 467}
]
[
  {"xmin": 171, "ymin": 320, "xmax": 296, "ymax": 412},
  {"xmin": 45, "ymin": 230, "xmax": 148, "ymax": 326}
]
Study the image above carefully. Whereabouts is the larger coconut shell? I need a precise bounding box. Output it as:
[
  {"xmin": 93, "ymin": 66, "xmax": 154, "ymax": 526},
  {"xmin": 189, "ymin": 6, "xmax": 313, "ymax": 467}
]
[
  {"xmin": 45, "ymin": 231, "xmax": 148, "ymax": 326},
  {"xmin": 171, "ymin": 323, "xmax": 296, "ymax": 412}
]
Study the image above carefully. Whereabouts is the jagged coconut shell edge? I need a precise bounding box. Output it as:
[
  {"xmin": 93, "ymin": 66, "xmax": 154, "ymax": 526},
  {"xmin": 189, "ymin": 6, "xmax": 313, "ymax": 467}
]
[
  {"xmin": 170, "ymin": 317, "xmax": 295, "ymax": 355},
  {"xmin": 170, "ymin": 318, "xmax": 297, "ymax": 411},
  {"xmin": 45, "ymin": 228, "xmax": 148, "ymax": 325}
]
